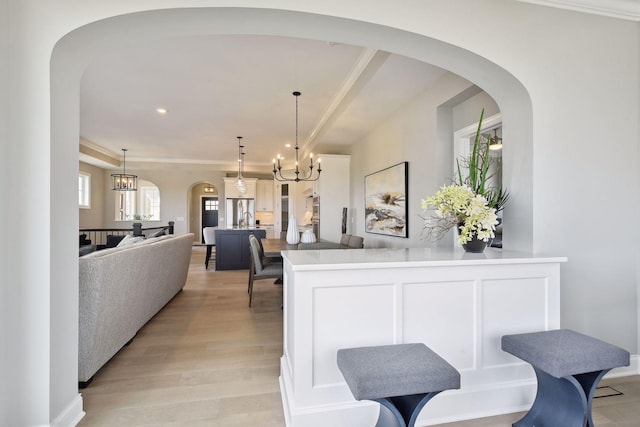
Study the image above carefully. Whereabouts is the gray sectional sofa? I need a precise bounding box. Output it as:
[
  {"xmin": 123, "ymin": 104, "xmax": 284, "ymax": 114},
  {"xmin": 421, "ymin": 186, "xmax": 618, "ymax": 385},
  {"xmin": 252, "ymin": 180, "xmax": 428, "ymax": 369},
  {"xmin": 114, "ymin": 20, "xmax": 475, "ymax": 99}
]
[{"xmin": 78, "ymin": 233, "xmax": 194, "ymax": 384}]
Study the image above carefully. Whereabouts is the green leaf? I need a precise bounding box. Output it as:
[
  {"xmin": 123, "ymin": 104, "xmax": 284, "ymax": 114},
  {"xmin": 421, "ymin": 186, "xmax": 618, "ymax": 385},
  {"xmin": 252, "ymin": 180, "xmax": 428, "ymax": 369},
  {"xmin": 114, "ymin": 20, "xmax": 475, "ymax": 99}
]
[{"xmin": 469, "ymin": 108, "xmax": 485, "ymax": 193}]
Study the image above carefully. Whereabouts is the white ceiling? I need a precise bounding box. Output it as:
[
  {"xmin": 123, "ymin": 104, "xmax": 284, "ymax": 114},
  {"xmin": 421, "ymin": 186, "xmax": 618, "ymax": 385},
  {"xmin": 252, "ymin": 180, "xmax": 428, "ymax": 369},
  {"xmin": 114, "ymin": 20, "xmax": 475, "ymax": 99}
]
[
  {"xmin": 80, "ymin": 35, "xmax": 447, "ymax": 173},
  {"xmin": 80, "ymin": 0, "xmax": 638, "ymax": 174}
]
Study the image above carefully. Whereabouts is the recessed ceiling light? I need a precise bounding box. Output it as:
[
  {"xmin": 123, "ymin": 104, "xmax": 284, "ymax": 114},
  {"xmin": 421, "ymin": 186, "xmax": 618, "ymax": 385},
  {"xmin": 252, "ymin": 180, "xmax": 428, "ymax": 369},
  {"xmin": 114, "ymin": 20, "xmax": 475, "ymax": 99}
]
[
  {"xmin": 285, "ymin": 144, "xmax": 291, "ymax": 148},
  {"xmin": 156, "ymin": 108, "xmax": 168, "ymax": 114}
]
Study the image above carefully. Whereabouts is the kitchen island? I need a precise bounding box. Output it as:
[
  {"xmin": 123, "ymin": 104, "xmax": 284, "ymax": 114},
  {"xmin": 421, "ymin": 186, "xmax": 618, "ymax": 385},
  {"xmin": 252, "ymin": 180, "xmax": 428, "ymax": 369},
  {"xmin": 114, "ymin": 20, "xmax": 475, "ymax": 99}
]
[
  {"xmin": 215, "ymin": 228, "xmax": 266, "ymax": 270},
  {"xmin": 279, "ymin": 247, "xmax": 567, "ymax": 427}
]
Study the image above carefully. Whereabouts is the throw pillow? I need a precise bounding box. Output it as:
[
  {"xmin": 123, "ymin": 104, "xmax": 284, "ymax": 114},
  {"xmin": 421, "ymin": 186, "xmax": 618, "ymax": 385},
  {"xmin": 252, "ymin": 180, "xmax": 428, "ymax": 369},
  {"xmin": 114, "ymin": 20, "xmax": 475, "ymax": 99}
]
[
  {"xmin": 105, "ymin": 234, "xmax": 126, "ymax": 248},
  {"xmin": 117, "ymin": 234, "xmax": 145, "ymax": 247}
]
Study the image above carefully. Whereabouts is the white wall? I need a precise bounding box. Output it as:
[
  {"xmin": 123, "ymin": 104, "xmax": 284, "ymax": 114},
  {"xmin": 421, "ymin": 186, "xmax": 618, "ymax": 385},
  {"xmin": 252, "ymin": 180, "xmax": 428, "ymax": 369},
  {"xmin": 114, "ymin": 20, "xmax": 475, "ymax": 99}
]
[
  {"xmin": 2, "ymin": 2, "xmax": 638, "ymax": 425},
  {"xmin": 451, "ymin": 91, "xmax": 499, "ymax": 132},
  {"xmin": 101, "ymin": 167, "xmax": 228, "ymax": 235},
  {"xmin": 350, "ymin": 74, "xmax": 501, "ymax": 249},
  {"xmin": 0, "ymin": 0, "xmax": 13, "ymax": 424},
  {"xmin": 79, "ymin": 161, "xmax": 105, "ymax": 228}
]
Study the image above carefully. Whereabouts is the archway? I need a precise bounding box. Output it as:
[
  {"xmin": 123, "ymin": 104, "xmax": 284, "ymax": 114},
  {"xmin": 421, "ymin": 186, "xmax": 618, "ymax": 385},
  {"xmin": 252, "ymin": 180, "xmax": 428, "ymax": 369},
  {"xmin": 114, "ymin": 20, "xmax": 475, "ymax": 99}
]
[
  {"xmin": 50, "ymin": 6, "xmax": 533, "ymax": 419},
  {"xmin": 189, "ymin": 182, "xmax": 220, "ymax": 243}
]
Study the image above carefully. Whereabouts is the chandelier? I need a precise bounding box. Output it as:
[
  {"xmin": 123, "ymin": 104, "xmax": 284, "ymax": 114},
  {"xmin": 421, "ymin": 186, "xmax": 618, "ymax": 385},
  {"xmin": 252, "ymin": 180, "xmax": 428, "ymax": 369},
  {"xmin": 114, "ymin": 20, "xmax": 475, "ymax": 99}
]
[
  {"xmin": 273, "ymin": 91, "xmax": 321, "ymax": 182},
  {"xmin": 111, "ymin": 148, "xmax": 137, "ymax": 191},
  {"xmin": 235, "ymin": 136, "xmax": 246, "ymax": 194}
]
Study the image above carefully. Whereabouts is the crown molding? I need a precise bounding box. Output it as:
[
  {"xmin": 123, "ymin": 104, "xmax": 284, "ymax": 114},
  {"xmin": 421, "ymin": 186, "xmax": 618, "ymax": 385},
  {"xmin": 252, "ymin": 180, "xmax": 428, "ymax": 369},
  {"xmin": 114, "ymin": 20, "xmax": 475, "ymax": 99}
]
[
  {"xmin": 79, "ymin": 139, "xmax": 120, "ymax": 167},
  {"xmin": 517, "ymin": 0, "xmax": 640, "ymax": 21}
]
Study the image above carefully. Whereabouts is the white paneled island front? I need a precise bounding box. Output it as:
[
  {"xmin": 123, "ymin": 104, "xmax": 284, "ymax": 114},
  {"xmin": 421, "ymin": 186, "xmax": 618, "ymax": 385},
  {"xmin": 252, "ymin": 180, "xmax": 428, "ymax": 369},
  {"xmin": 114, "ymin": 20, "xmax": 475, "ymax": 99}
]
[{"xmin": 278, "ymin": 247, "xmax": 567, "ymax": 427}]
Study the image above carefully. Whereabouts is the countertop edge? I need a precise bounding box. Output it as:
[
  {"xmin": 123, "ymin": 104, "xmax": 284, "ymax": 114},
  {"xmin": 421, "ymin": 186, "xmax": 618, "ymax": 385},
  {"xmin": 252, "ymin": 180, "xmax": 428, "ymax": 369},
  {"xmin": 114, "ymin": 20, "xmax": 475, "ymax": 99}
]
[{"xmin": 281, "ymin": 247, "xmax": 567, "ymax": 271}]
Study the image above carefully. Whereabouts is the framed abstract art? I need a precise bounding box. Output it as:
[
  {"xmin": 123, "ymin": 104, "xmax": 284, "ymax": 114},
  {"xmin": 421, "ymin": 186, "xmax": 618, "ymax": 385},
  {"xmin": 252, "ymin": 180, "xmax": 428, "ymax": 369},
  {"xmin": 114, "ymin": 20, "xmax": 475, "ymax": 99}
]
[{"xmin": 364, "ymin": 162, "xmax": 408, "ymax": 238}]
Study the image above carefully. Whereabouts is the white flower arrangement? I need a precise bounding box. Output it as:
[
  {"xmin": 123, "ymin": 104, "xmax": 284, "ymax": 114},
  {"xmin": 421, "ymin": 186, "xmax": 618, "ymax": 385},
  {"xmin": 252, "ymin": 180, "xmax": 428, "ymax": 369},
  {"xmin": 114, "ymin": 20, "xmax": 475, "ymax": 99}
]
[
  {"xmin": 421, "ymin": 109, "xmax": 507, "ymax": 247},
  {"xmin": 421, "ymin": 184, "xmax": 498, "ymax": 244}
]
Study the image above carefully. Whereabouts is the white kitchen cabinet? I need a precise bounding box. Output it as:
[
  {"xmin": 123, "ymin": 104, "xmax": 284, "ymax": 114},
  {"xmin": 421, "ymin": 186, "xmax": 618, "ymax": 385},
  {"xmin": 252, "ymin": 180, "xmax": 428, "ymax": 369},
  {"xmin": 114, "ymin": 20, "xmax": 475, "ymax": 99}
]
[
  {"xmin": 256, "ymin": 179, "xmax": 274, "ymax": 212},
  {"xmin": 261, "ymin": 225, "xmax": 275, "ymax": 239}
]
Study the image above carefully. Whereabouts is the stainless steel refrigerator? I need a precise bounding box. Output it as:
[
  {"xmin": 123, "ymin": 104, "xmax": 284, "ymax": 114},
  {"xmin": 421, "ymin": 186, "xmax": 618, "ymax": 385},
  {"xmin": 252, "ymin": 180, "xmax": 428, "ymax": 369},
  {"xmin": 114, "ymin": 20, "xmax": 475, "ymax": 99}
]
[{"xmin": 225, "ymin": 198, "xmax": 255, "ymax": 228}]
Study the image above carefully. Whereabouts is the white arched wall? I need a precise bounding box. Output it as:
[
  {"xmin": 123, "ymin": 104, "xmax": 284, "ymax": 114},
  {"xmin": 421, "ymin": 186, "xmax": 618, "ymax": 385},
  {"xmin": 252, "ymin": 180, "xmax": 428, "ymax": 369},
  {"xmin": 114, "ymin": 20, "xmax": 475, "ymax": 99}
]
[
  {"xmin": 48, "ymin": 8, "xmax": 532, "ymax": 424},
  {"xmin": 13, "ymin": 3, "xmax": 640, "ymax": 423}
]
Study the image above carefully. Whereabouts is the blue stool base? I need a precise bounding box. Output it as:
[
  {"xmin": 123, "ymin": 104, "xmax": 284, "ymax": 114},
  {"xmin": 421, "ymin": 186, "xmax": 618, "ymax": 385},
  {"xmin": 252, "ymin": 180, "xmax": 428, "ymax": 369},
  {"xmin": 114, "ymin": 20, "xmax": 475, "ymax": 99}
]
[
  {"xmin": 373, "ymin": 391, "xmax": 442, "ymax": 427},
  {"xmin": 513, "ymin": 367, "xmax": 610, "ymax": 427}
]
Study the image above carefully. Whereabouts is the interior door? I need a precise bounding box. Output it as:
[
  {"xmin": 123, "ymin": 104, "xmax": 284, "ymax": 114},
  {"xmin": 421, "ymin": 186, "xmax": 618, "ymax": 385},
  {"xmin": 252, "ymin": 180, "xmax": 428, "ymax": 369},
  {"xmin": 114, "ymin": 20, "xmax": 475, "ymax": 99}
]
[{"xmin": 202, "ymin": 197, "xmax": 219, "ymax": 243}]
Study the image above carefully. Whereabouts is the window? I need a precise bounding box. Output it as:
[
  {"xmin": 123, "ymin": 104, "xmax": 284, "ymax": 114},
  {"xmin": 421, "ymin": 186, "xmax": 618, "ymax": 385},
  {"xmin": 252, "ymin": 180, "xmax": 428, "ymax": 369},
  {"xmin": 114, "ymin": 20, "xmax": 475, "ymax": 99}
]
[
  {"xmin": 204, "ymin": 199, "xmax": 219, "ymax": 211},
  {"xmin": 115, "ymin": 179, "xmax": 160, "ymax": 221},
  {"xmin": 116, "ymin": 190, "xmax": 136, "ymax": 221},
  {"xmin": 79, "ymin": 172, "xmax": 91, "ymax": 209},
  {"xmin": 139, "ymin": 184, "xmax": 160, "ymax": 220}
]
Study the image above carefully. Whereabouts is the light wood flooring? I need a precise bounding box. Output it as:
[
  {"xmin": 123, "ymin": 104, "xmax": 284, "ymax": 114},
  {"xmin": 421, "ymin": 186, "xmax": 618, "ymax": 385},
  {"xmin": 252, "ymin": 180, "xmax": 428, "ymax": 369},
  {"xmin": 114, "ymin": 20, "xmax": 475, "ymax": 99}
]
[
  {"xmin": 79, "ymin": 246, "xmax": 285, "ymax": 426},
  {"xmin": 79, "ymin": 246, "xmax": 640, "ymax": 426}
]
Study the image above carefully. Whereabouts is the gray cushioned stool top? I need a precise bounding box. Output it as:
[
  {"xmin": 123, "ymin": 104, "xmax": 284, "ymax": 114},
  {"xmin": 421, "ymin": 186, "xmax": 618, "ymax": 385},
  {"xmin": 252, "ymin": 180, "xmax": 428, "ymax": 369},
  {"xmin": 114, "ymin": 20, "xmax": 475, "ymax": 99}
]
[
  {"xmin": 502, "ymin": 329, "xmax": 630, "ymax": 378},
  {"xmin": 336, "ymin": 343, "xmax": 460, "ymax": 400}
]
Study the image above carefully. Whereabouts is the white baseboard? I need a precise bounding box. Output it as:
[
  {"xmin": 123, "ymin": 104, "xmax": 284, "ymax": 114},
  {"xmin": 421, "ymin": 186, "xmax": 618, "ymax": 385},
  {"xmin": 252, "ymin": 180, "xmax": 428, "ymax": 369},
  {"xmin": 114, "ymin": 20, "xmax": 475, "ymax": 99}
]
[
  {"xmin": 51, "ymin": 394, "xmax": 85, "ymax": 427},
  {"xmin": 604, "ymin": 354, "xmax": 640, "ymax": 378}
]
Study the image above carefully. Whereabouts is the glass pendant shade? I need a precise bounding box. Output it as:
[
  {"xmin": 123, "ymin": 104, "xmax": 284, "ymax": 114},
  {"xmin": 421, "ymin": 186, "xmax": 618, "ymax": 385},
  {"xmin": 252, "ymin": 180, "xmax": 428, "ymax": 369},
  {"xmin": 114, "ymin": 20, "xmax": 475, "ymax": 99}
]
[
  {"xmin": 235, "ymin": 176, "xmax": 246, "ymax": 194},
  {"xmin": 235, "ymin": 136, "xmax": 246, "ymax": 194}
]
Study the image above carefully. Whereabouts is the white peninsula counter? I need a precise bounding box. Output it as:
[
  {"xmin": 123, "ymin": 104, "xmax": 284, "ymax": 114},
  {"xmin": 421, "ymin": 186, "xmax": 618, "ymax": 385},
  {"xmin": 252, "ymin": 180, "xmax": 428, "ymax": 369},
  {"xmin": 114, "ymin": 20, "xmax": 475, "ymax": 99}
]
[{"xmin": 278, "ymin": 247, "xmax": 567, "ymax": 427}]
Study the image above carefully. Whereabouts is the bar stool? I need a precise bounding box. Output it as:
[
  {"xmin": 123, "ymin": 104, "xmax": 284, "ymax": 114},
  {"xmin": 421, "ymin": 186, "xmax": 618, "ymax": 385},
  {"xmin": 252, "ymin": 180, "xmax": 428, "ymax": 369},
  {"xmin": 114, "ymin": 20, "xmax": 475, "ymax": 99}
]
[
  {"xmin": 337, "ymin": 343, "xmax": 460, "ymax": 427},
  {"xmin": 502, "ymin": 329, "xmax": 630, "ymax": 427},
  {"xmin": 203, "ymin": 227, "xmax": 216, "ymax": 269}
]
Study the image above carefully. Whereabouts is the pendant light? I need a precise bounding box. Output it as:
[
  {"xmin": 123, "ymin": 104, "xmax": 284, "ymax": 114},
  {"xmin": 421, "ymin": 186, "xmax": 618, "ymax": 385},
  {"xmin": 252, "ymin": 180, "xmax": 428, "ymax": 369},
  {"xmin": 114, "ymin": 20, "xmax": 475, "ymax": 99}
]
[
  {"xmin": 111, "ymin": 148, "xmax": 137, "ymax": 191},
  {"xmin": 489, "ymin": 128, "xmax": 503, "ymax": 151},
  {"xmin": 273, "ymin": 91, "xmax": 322, "ymax": 182},
  {"xmin": 235, "ymin": 136, "xmax": 246, "ymax": 195}
]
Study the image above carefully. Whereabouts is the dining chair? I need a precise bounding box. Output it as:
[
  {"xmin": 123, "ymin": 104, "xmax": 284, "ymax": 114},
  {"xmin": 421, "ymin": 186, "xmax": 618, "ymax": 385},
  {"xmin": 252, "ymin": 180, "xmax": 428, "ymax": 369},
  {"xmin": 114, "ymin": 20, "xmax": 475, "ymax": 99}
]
[
  {"xmin": 248, "ymin": 234, "xmax": 283, "ymax": 307},
  {"xmin": 203, "ymin": 227, "xmax": 217, "ymax": 269},
  {"xmin": 347, "ymin": 235, "xmax": 364, "ymax": 248},
  {"xmin": 340, "ymin": 233, "xmax": 351, "ymax": 246}
]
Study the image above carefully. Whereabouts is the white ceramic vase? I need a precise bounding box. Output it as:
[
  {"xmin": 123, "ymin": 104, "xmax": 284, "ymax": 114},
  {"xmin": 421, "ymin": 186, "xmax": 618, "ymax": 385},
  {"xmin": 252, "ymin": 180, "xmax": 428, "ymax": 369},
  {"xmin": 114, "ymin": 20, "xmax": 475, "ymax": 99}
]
[
  {"xmin": 286, "ymin": 214, "xmax": 300, "ymax": 244},
  {"xmin": 300, "ymin": 229, "xmax": 316, "ymax": 243}
]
